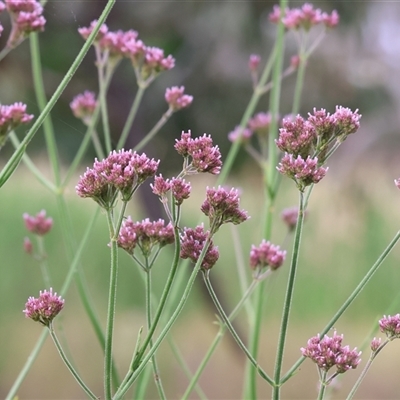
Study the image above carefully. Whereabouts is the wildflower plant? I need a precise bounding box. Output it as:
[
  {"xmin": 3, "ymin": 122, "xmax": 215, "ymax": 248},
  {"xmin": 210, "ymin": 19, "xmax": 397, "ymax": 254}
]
[{"xmin": 2, "ymin": 1, "xmax": 400, "ymax": 399}]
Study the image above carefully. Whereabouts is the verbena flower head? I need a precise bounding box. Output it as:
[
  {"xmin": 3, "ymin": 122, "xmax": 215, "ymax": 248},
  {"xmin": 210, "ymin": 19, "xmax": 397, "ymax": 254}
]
[
  {"xmin": 23, "ymin": 210, "xmax": 53, "ymax": 236},
  {"xmin": 277, "ymin": 153, "xmax": 328, "ymax": 191},
  {"xmin": 250, "ymin": 240, "xmax": 286, "ymax": 271},
  {"xmin": 23, "ymin": 288, "xmax": 64, "ymax": 327},
  {"xmin": 174, "ymin": 130, "xmax": 222, "ymax": 175},
  {"xmin": 248, "ymin": 112, "xmax": 273, "ymax": 137},
  {"xmin": 395, "ymin": 178, "xmax": 400, "ymax": 190},
  {"xmin": 228, "ymin": 126, "xmax": 253, "ymax": 144},
  {"xmin": 281, "ymin": 207, "xmax": 308, "ymax": 231},
  {"xmin": 248, "ymin": 54, "xmax": 261, "ymax": 72},
  {"xmin": 5, "ymin": 0, "xmax": 45, "ymax": 47},
  {"xmin": 379, "ymin": 314, "xmax": 400, "ymax": 339},
  {"xmin": 117, "ymin": 217, "xmax": 174, "ymax": 257},
  {"xmin": 301, "ymin": 331, "xmax": 361, "ymax": 374},
  {"xmin": 269, "ymin": 3, "xmax": 339, "ymax": 31},
  {"xmin": 0, "ymin": 102, "xmax": 33, "ymax": 148},
  {"xmin": 201, "ymin": 186, "xmax": 249, "ymax": 231},
  {"xmin": 370, "ymin": 337, "xmax": 382, "ymax": 352},
  {"xmin": 23, "ymin": 236, "xmax": 33, "ymax": 254},
  {"xmin": 180, "ymin": 224, "xmax": 219, "ymax": 270},
  {"xmin": 165, "ymin": 86, "xmax": 193, "ymax": 111},
  {"xmin": 76, "ymin": 149, "xmax": 159, "ymax": 207},
  {"xmin": 170, "ymin": 177, "xmax": 191, "ymax": 205},
  {"xmin": 70, "ymin": 91, "xmax": 98, "ymax": 125}
]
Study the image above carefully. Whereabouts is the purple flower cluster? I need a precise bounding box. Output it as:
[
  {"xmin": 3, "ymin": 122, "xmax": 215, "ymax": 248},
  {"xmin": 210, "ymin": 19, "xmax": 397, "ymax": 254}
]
[
  {"xmin": 201, "ymin": 186, "xmax": 248, "ymax": 230},
  {"xmin": 23, "ymin": 210, "xmax": 53, "ymax": 236},
  {"xmin": 276, "ymin": 106, "xmax": 361, "ymax": 191},
  {"xmin": 269, "ymin": 3, "xmax": 339, "ymax": 31},
  {"xmin": 165, "ymin": 86, "xmax": 193, "ymax": 111},
  {"xmin": 78, "ymin": 21, "xmax": 174, "ymax": 82},
  {"xmin": 76, "ymin": 149, "xmax": 159, "ymax": 207},
  {"xmin": 3, "ymin": 0, "xmax": 46, "ymax": 48},
  {"xmin": 175, "ymin": 130, "xmax": 222, "ymax": 175},
  {"xmin": 250, "ymin": 240, "xmax": 286, "ymax": 271},
  {"xmin": 301, "ymin": 331, "xmax": 361, "ymax": 374},
  {"xmin": 117, "ymin": 217, "xmax": 174, "ymax": 257},
  {"xmin": 180, "ymin": 224, "xmax": 219, "ymax": 270},
  {"xmin": 281, "ymin": 207, "xmax": 307, "ymax": 231},
  {"xmin": 70, "ymin": 91, "xmax": 98, "ymax": 125},
  {"xmin": 151, "ymin": 175, "xmax": 192, "ymax": 206},
  {"xmin": 23, "ymin": 288, "xmax": 64, "ymax": 327},
  {"xmin": 379, "ymin": 314, "xmax": 400, "ymax": 339},
  {"xmin": 0, "ymin": 102, "xmax": 33, "ymax": 148}
]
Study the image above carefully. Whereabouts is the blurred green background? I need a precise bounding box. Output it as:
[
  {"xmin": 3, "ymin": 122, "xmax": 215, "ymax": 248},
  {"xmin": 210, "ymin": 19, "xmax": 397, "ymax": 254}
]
[{"xmin": 2, "ymin": 1, "xmax": 400, "ymax": 399}]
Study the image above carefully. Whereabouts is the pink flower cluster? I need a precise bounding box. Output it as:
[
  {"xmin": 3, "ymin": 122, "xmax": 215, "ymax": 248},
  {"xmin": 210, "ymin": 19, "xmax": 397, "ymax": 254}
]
[
  {"xmin": 301, "ymin": 331, "xmax": 361, "ymax": 374},
  {"xmin": 228, "ymin": 112, "xmax": 273, "ymax": 144},
  {"xmin": 180, "ymin": 224, "xmax": 219, "ymax": 270},
  {"xmin": 76, "ymin": 149, "xmax": 159, "ymax": 207},
  {"xmin": 379, "ymin": 314, "xmax": 400, "ymax": 339},
  {"xmin": 250, "ymin": 239, "xmax": 286, "ymax": 271},
  {"xmin": 0, "ymin": 102, "xmax": 33, "ymax": 147},
  {"xmin": 281, "ymin": 206, "xmax": 307, "ymax": 231},
  {"xmin": 4, "ymin": 0, "xmax": 46, "ymax": 48},
  {"xmin": 165, "ymin": 86, "xmax": 193, "ymax": 111},
  {"xmin": 70, "ymin": 91, "xmax": 98, "ymax": 124},
  {"xmin": 117, "ymin": 217, "xmax": 174, "ymax": 257},
  {"xmin": 23, "ymin": 210, "xmax": 53, "ymax": 236},
  {"xmin": 269, "ymin": 3, "xmax": 339, "ymax": 31},
  {"xmin": 276, "ymin": 106, "xmax": 361, "ymax": 191},
  {"xmin": 201, "ymin": 186, "xmax": 248, "ymax": 230},
  {"xmin": 175, "ymin": 130, "xmax": 222, "ymax": 175},
  {"xmin": 23, "ymin": 288, "xmax": 64, "ymax": 327},
  {"xmin": 78, "ymin": 21, "xmax": 174, "ymax": 81},
  {"xmin": 151, "ymin": 175, "xmax": 191, "ymax": 206}
]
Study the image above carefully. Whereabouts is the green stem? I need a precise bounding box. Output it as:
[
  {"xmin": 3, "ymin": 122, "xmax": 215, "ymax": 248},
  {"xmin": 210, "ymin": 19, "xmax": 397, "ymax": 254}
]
[
  {"xmin": 317, "ymin": 371, "xmax": 328, "ymax": 400},
  {"xmin": 281, "ymin": 229, "xmax": 400, "ymax": 384},
  {"xmin": 203, "ymin": 271, "xmax": 273, "ymax": 385},
  {"xmin": 117, "ymin": 86, "xmax": 146, "ymax": 150},
  {"xmin": 272, "ymin": 191, "xmax": 305, "ymax": 399},
  {"xmin": 290, "ymin": 44, "xmax": 307, "ymax": 116},
  {"xmin": 98, "ymin": 62, "xmax": 113, "ymax": 153},
  {"xmin": 145, "ymin": 269, "xmax": 166, "ymax": 400},
  {"xmin": 105, "ymin": 208, "xmax": 119, "ymax": 400},
  {"xmin": 36, "ymin": 236, "xmax": 52, "ymax": 287},
  {"xmin": 0, "ymin": 5, "xmax": 115, "ymax": 188},
  {"xmin": 133, "ymin": 108, "xmax": 173, "ymax": 152},
  {"xmin": 49, "ymin": 325, "xmax": 98, "ymax": 399}
]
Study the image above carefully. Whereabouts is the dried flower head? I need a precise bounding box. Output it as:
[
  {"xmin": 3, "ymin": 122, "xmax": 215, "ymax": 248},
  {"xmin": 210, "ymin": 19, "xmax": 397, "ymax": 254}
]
[
  {"xmin": 379, "ymin": 314, "xmax": 400, "ymax": 339},
  {"xmin": 250, "ymin": 240, "xmax": 286, "ymax": 271},
  {"xmin": 165, "ymin": 86, "xmax": 193, "ymax": 111},
  {"xmin": 23, "ymin": 210, "xmax": 53, "ymax": 236},
  {"xmin": 23, "ymin": 288, "xmax": 64, "ymax": 327},
  {"xmin": 180, "ymin": 224, "xmax": 219, "ymax": 270},
  {"xmin": 301, "ymin": 331, "xmax": 361, "ymax": 374},
  {"xmin": 201, "ymin": 186, "xmax": 249, "ymax": 231}
]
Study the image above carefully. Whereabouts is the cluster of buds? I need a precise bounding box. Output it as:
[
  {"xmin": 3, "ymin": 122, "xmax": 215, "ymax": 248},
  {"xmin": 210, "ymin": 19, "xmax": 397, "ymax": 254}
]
[
  {"xmin": 228, "ymin": 112, "xmax": 275, "ymax": 144},
  {"xmin": 180, "ymin": 224, "xmax": 219, "ymax": 270},
  {"xmin": 78, "ymin": 20, "xmax": 174, "ymax": 84},
  {"xmin": 276, "ymin": 106, "xmax": 361, "ymax": 191},
  {"xmin": 165, "ymin": 86, "xmax": 193, "ymax": 112},
  {"xmin": 269, "ymin": 3, "xmax": 339, "ymax": 31},
  {"xmin": 23, "ymin": 288, "xmax": 64, "ymax": 327},
  {"xmin": 301, "ymin": 331, "xmax": 361, "ymax": 376},
  {"xmin": 76, "ymin": 149, "xmax": 159, "ymax": 208},
  {"xmin": 379, "ymin": 314, "xmax": 400, "ymax": 339},
  {"xmin": 175, "ymin": 130, "xmax": 222, "ymax": 175},
  {"xmin": 0, "ymin": 102, "xmax": 33, "ymax": 149},
  {"xmin": 201, "ymin": 186, "xmax": 248, "ymax": 232},
  {"xmin": 281, "ymin": 206, "xmax": 307, "ymax": 231},
  {"xmin": 3, "ymin": 0, "xmax": 46, "ymax": 48},
  {"xmin": 70, "ymin": 91, "xmax": 98, "ymax": 125},
  {"xmin": 23, "ymin": 210, "xmax": 53, "ymax": 236},
  {"xmin": 250, "ymin": 239, "xmax": 286, "ymax": 275},
  {"xmin": 117, "ymin": 217, "xmax": 174, "ymax": 259},
  {"xmin": 151, "ymin": 175, "xmax": 191, "ymax": 206}
]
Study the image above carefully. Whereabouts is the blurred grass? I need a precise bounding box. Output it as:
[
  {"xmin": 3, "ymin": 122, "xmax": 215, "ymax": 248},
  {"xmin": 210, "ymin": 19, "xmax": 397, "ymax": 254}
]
[{"xmin": 1, "ymin": 157, "xmax": 400, "ymax": 399}]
